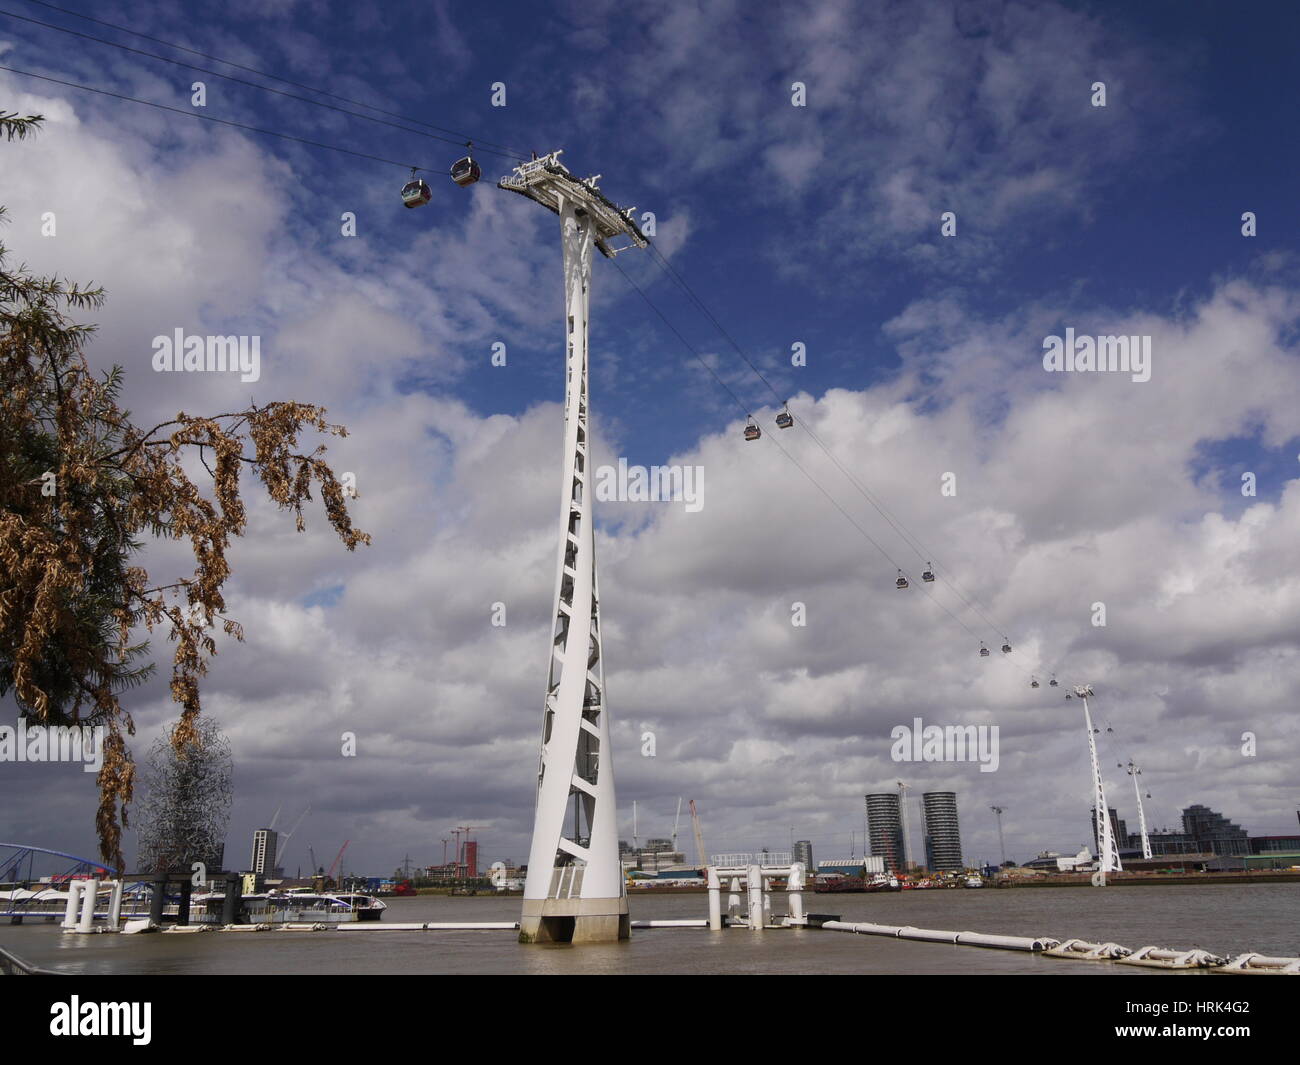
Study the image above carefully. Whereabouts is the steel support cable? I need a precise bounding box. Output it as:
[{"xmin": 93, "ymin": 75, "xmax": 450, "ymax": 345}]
[
  {"xmin": 646, "ymin": 243, "xmax": 1008, "ymax": 629},
  {"xmin": 0, "ymin": 7, "xmax": 522, "ymax": 163},
  {"xmin": 642, "ymin": 242, "xmax": 1070, "ymax": 684},
  {"xmin": 15, "ymin": 0, "xmax": 531, "ymax": 159},
  {"xmin": 0, "ymin": 63, "xmax": 445, "ymax": 170},
  {"xmin": 611, "ymin": 257, "xmax": 989, "ymax": 646}
]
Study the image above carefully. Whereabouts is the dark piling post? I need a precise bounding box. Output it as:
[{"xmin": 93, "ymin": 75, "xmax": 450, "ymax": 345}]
[
  {"xmin": 149, "ymin": 879, "xmax": 166, "ymax": 924},
  {"xmin": 221, "ymin": 875, "xmax": 242, "ymax": 925},
  {"xmin": 177, "ymin": 878, "xmax": 192, "ymax": 926}
]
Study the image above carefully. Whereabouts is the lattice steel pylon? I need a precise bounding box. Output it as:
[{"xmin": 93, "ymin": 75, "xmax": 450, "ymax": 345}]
[{"xmin": 499, "ymin": 151, "xmax": 648, "ymax": 943}]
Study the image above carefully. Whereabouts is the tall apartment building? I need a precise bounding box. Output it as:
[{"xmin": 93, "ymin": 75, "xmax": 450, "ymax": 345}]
[
  {"xmin": 250, "ymin": 828, "xmax": 278, "ymax": 877},
  {"xmin": 865, "ymin": 793, "xmax": 905, "ymax": 874},
  {"xmin": 792, "ymin": 840, "xmax": 814, "ymax": 873},
  {"xmin": 921, "ymin": 791, "xmax": 963, "ymax": 871}
]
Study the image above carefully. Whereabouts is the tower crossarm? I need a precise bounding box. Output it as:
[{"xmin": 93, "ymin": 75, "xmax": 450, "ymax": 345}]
[{"xmin": 499, "ymin": 150, "xmax": 649, "ymax": 258}]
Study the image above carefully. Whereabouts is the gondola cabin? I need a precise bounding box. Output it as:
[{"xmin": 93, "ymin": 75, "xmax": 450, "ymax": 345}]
[
  {"xmin": 401, "ymin": 177, "xmax": 432, "ymax": 208},
  {"xmin": 451, "ymin": 156, "xmax": 481, "ymax": 187},
  {"xmin": 744, "ymin": 422, "xmax": 761, "ymax": 441}
]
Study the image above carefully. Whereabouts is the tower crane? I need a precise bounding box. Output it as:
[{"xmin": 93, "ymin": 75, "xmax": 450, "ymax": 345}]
[
  {"xmin": 327, "ymin": 841, "xmax": 349, "ymax": 884},
  {"xmin": 671, "ymin": 798, "xmax": 683, "ymax": 853},
  {"xmin": 456, "ymin": 826, "xmax": 486, "ymax": 876},
  {"xmin": 278, "ymin": 804, "xmax": 310, "ymax": 872},
  {"xmin": 689, "ymin": 799, "xmax": 708, "ymax": 869}
]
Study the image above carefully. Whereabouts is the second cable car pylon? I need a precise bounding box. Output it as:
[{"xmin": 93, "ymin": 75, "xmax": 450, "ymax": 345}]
[{"xmin": 500, "ymin": 151, "xmax": 649, "ymax": 943}]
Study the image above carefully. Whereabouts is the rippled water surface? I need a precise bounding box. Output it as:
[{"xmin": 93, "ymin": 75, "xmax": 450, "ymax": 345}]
[{"xmin": 4, "ymin": 884, "xmax": 1295, "ymax": 975}]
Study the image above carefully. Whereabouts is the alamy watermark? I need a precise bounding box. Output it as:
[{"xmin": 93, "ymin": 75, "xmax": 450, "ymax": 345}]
[
  {"xmin": 0, "ymin": 720, "xmax": 105, "ymax": 773},
  {"xmin": 1042, "ymin": 328, "xmax": 1151, "ymax": 383},
  {"xmin": 593, "ymin": 459, "xmax": 704, "ymax": 513},
  {"xmin": 890, "ymin": 716, "xmax": 999, "ymax": 773},
  {"xmin": 152, "ymin": 329, "xmax": 261, "ymax": 383}
]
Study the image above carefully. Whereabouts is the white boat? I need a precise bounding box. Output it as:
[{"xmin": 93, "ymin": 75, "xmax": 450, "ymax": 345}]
[
  {"xmin": 325, "ymin": 893, "xmax": 388, "ymax": 921},
  {"xmin": 237, "ymin": 891, "xmax": 387, "ymax": 924}
]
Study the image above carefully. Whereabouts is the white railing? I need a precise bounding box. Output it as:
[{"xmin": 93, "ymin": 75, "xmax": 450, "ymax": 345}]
[{"xmin": 710, "ymin": 853, "xmax": 793, "ymax": 868}]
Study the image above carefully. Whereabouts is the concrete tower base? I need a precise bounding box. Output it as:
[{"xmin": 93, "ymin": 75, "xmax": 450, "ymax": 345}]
[{"xmin": 519, "ymin": 897, "xmax": 630, "ymax": 943}]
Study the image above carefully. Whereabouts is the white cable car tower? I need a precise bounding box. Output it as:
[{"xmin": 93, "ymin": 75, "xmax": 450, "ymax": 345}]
[
  {"xmin": 1122, "ymin": 759, "xmax": 1153, "ymax": 859},
  {"xmin": 1075, "ymin": 685, "xmax": 1122, "ymax": 874},
  {"xmin": 500, "ymin": 151, "xmax": 648, "ymax": 943}
]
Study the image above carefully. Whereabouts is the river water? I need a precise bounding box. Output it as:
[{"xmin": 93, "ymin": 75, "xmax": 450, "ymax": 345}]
[{"xmin": 4, "ymin": 884, "xmax": 1296, "ymax": 975}]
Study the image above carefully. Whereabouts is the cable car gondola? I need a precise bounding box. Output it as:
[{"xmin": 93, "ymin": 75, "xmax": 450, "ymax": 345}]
[
  {"xmin": 401, "ymin": 169, "xmax": 432, "ymax": 209},
  {"xmin": 896, "ymin": 570, "xmax": 909, "ymax": 590},
  {"xmin": 1001, "ymin": 640, "xmax": 1012, "ymax": 654},
  {"xmin": 451, "ymin": 153, "xmax": 481, "ymax": 187},
  {"xmin": 1030, "ymin": 677, "xmax": 1040, "ymax": 688},
  {"xmin": 744, "ymin": 419, "xmax": 761, "ymax": 442},
  {"xmin": 979, "ymin": 643, "xmax": 990, "ymax": 657},
  {"xmin": 1049, "ymin": 675, "xmax": 1059, "ymax": 687},
  {"xmin": 921, "ymin": 564, "xmax": 935, "ymax": 583},
  {"xmin": 775, "ymin": 406, "xmax": 794, "ymax": 429}
]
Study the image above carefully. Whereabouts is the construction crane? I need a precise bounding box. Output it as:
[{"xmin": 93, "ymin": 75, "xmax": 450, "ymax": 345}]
[
  {"xmin": 688, "ymin": 799, "xmax": 708, "ymax": 869},
  {"xmin": 327, "ymin": 841, "xmax": 349, "ymax": 883},
  {"xmin": 278, "ymin": 805, "xmax": 310, "ymax": 871},
  {"xmin": 671, "ymin": 797, "xmax": 683, "ymax": 852},
  {"xmin": 456, "ymin": 826, "xmax": 486, "ymax": 877}
]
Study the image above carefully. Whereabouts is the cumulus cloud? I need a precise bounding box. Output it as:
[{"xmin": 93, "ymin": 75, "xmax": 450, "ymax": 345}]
[{"xmin": 1, "ymin": 2, "xmax": 1296, "ymax": 880}]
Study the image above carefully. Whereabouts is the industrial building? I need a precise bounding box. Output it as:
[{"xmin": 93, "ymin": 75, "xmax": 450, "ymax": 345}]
[
  {"xmin": 620, "ymin": 838, "xmax": 686, "ymax": 874},
  {"xmin": 1181, "ymin": 804, "xmax": 1250, "ymax": 856},
  {"xmin": 817, "ymin": 856, "xmax": 886, "ymax": 877}
]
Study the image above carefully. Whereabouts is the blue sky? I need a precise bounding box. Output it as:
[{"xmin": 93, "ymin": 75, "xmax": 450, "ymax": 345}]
[{"xmin": 2, "ymin": 0, "xmax": 1299, "ymax": 876}]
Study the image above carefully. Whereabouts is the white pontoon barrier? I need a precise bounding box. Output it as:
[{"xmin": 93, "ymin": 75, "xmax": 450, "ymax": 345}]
[
  {"xmin": 1043, "ymin": 938, "xmax": 1132, "ymax": 960},
  {"xmin": 822, "ymin": 920, "xmax": 1057, "ymax": 952},
  {"xmin": 1117, "ymin": 945, "xmax": 1227, "ymax": 969},
  {"xmin": 1217, "ymin": 952, "xmax": 1300, "ymax": 974}
]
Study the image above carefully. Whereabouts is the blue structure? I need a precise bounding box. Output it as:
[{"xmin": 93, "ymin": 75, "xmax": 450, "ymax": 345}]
[{"xmin": 0, "ymin": 842, "xmax": 117, "ymax": 883}]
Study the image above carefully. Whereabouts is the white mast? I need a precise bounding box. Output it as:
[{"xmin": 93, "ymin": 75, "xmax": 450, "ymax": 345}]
[
  {"xmin": 503, "ymin": 152, "xmax": 648, "ymax": 944},
  {"xmin": 1122, "ymin": 759, "xmax": 1153, "ymax": 859},
  {"xmin": 990, "ymin": 805, "xmax": 1007, "ymax": 867},
  {"xmin": 1077, "ymin": 686, "xmax": 1122, "ymax": 874}
]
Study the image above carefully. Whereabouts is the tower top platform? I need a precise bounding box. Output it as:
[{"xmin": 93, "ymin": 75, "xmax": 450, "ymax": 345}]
[{"xmin": 498, "ymin": 150, "xmax": 650, "ymax": 258}]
